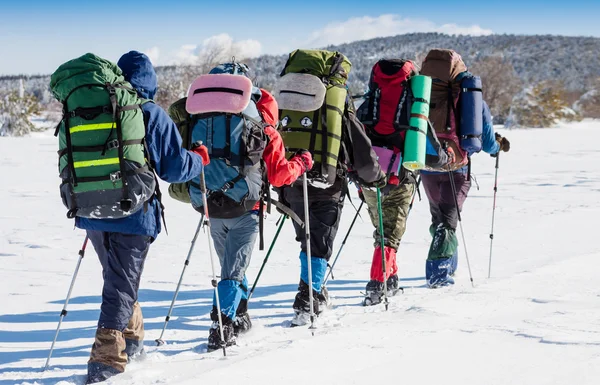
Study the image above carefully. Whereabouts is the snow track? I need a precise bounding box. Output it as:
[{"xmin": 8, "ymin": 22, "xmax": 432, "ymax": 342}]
[{"xmin": 1, "ymin": 121, "xmax": 599, "ymax": 384}]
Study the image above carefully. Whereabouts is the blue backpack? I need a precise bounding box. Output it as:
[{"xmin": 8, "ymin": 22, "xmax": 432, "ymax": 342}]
[{"xmin": 185, "ymin": 63, "xmax": 268, "ymax": 218}]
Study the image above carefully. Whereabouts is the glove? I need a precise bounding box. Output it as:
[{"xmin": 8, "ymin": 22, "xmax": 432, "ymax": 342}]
[
  {"xmin": 357, "ymin": 187, "xmax": 365, "ymax": 202},
  {"xmin": 190, "ymin": 142, "xmax": 210, "ymax": 166},
  {"xmin": 291, "ymin": 149, "xmax": 313, "ymax": 173},
  {"xmin": 446, "ymin": 146, "xmax": 456, "ymax": 165},
  {"xmin": 495, "ymin": 133, "xmax": 510, "ymax": 152}
]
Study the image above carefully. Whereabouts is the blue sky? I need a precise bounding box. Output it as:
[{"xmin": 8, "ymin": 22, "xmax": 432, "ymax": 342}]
[{"xmin": 1, "ymin": 0, "xmax": 599, "ymax": 75}]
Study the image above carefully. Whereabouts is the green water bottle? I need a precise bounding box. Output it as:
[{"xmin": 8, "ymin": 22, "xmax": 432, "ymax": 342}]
[{"xmin": 403, "ymin": 75, "xmax": 432, "ymax": 171}]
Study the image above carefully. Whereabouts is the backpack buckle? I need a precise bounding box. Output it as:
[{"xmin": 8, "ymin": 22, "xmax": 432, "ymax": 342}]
[
  {"xmin": 120, "ymin": 199, "xmax": 132, "ymax": 212},
  {"xmin": 221, "ymin": 181, "xmax": 234, "ymax": 192},
  {"xmin": 105, "ymin": 139, "xmax": 119, "ymax": 151},
  {"xmin": 109, "ymin": 171, "xmax": 122, "ymax": 183}
]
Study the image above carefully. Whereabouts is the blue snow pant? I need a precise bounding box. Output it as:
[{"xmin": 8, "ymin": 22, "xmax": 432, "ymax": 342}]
[
  {"xmin": 289, "ymin": 199, "xmax": 343, "ymax": 293},
  {"xmin": 86, "ymin": 230, "xmax": 151, "ymax": 375},
  {"xmin": 209, "ymin": 212, "xmax": 259, "ymax": 321}
]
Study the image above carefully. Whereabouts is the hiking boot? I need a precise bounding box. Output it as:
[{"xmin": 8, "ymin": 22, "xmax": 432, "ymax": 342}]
[
  {"xmin": 363, "ymin": 275, "xmax": 402, "ymax": 306},
  {"xmin": 232, "ymin": 298, "xmax": 252, "ymax": 335},
  {"xmin": 386, "ymin": 274, "xmax": 403, "ymax": 296},
  {"xmin": 426, "ymin": 258, "xmax": 455, "ymax": 288},
  {"xmin": 291, "ymin": 280, "xmax": 321, "ymax": 327},
  {"xmin": 363, "ymin": 280, "xmax": 384, "ymax": 306},
  {"xmin": 233, "ymin": 312, "xmax": 252, "ymax": 335},
  {"xmin": 317, "ymin": 285, "xmax": 332, "ymax": 310},
  {"xmin": 126, "ymin": 348, "xmax": 147, "ymax": 364},
  {"xmin": 207, "ymin": 316, "xmax": 236, "ymax": 352}
]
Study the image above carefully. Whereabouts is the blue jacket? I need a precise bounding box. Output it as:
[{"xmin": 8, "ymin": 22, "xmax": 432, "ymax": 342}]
[{"xmin": 76, "ymin": 51, "xmax": 204, "ymax": 238}]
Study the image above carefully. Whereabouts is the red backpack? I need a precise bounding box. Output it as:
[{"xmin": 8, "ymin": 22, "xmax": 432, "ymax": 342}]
[
  {"xmin": 357, "ymin": 59, "xmax": 417, "ymax": 149},
  {"xmin": 357, "ymin": 59, "xmax": 417, "ymax": 179}
]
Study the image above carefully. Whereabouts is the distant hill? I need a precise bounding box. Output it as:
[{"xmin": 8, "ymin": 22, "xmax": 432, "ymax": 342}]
[
  {"xmin": 246, "ymin": 33, "xmax": 600, "ymax": 93},
  {"xmin": 2, "ymin": 32, "xmax": 599, "ymax": 107}
]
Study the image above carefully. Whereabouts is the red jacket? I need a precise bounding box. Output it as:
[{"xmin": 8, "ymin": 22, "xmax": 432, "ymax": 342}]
[
  {"xmin": 263, "ymin": 125, "xmax": 305, "ymax": 187},
  {"xmin": 250, "ymin": 89, "xmax": 305, "ymax": 210}
]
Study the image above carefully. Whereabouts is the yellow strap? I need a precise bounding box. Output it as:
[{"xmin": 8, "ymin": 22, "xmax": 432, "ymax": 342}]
[
  {"xmin": 70, "ymin": 122, "xmax": 115, "ymax": 134},
  {"xmin": 73, "ymin": 157, "xmax": 119, "ymax": 168}
]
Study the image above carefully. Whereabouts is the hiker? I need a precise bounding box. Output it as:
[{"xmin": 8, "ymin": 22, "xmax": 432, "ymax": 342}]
[
  {"xmin": 168, "ymin": 62, "xmax": 312, "ymax": 350},
  {"xmin": 50, "ymin": 51, "xmax": 209, "ymax": 383},
  {"xmin": 419, "ymin": 49, "xmax": 511, "ymax": 288},
  {"xmin": 354, "ymin": 59, "xmax": 420, "ymax": 305},
  {"xmin": 273, "ymin": 49, "xmax": 386, "ymax": 325}
]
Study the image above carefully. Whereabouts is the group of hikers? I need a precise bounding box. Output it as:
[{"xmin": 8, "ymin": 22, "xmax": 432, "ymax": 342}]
[{"xmin": 48, "ymin": 47, "xmax": 510, "ymax": 383}]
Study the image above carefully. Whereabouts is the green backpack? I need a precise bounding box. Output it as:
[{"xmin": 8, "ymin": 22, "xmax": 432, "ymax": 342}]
[
  {"xmin": 50, "ymin": 53, "xmax": 155, "ymax": 219},
  {"xmin": 274, "ymin": 49, "xmax": 352, "ymax": 188}
]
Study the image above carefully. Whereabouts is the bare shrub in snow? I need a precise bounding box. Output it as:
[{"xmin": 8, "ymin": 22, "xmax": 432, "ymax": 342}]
[
  {"xmin": 0, "ymin": 89, "xmax": 42, "ymax": 136},
  {"xmin": 470, "ymin": 56, "xmax": 520, "ymax": 124},
  {"xmin": 506, "ymin": 81, "xmax": 581, "ymax": 128}
]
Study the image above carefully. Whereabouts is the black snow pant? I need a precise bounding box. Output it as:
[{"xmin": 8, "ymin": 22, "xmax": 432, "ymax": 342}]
[{"xmin": 288, "ymin": 198, "xmax": 344, "ymax": 261}]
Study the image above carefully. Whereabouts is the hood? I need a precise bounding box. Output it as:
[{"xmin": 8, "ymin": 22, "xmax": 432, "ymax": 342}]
[{"xmin": 117, "ymin": 51, "xmax": 157, "ymax": 99}]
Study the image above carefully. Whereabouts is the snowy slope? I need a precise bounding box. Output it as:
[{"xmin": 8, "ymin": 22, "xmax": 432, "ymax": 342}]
[{"xmin": 1, "ymin": 121, "xmax": 599, "ymax": 385}]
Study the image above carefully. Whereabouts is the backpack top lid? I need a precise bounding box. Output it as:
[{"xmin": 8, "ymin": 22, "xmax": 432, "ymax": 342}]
[
  {"xmin": 375, "ymin": 59, "xmax": 416, "ymax": 78},
  {"xmin": 281, "ymin": 49, "xmax": 352, "ymax": 86},
  {"xmin": 371, "ymin": 59, "xmax": 416, "ymax": 88},
  {"xmin": 50, "ymin": 53, "xmax": 124, "ymax": 101},
  {"xmin": 209, "ymin": 62, "xmax": 251, "ymax": 77},
  {"xmin": 420, "ymin": 49, "xmax": 467, "ymax": 84}
]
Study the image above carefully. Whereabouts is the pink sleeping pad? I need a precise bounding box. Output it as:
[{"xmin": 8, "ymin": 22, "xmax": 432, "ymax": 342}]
[
  {"xmin": 186, "ymin": 74, "xmax": 253, "ymax": 115},
  {"xmin": 373, "ymin": 146, "xmax": 402, "ymax": 175}
]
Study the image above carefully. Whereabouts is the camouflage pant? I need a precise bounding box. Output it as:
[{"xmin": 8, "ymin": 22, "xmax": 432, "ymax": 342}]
[{"xmin": 363, "ymin": 182, "xmax": 415, "ymax": 250}]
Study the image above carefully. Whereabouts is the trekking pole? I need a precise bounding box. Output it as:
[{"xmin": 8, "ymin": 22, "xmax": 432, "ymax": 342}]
[
  {"xmin": 447, "ymin": 171, "xmax": 475, "ymax": 288},
  {"xmin": 200, "ymin": 170, "xmax": 227, "ymax": 356},
  {"xmin": 302, "ymin": 173, "xmax": 316, "ymax": 335},
  {"xmin": 376, "ymin": 187, "xmax": 390, "ymax": 310},
  {"xmin": 323, "ymin": 200, "xmax": 363, "ymax": 286},
  {"xmin": 488, "ymin": 153, "xmax": 500, "ymax": 278},
  {"xmin": 248, "ymin": 215, "xmax": 287, "ymax": 301},
  {"xmin": 155, "ymin": 214, "xmax": 204, "ymax": 346},
  {"xmin": 43, "ymin": 236, "xmax": 89, "ymax": 371}
]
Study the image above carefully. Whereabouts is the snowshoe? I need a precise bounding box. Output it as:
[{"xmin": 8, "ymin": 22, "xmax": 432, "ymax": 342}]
[
  {"xmin": 207, "ymin": 319, "xmax": 236, "ymax": 352},
  {"xmin": 363, "ymin": 275, "xmax": 403, "ymax": 306}
]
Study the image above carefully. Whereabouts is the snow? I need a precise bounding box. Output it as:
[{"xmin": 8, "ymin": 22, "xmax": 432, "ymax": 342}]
[{"xmin": 1, "ymin": 120, "xmax": 600, "ymax": 384}]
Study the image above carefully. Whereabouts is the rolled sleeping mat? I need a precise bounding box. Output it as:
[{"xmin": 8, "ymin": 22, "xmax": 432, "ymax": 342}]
[
  {"xmin": 403, "ymin": 75, "xmax": 432, "ymax": 171},
  {"xmin": 186, "ymin": 74, "xmax": 253, "ymax": 115},
  {"xmin": 459, "ymin": 75, "xmax": 483, "ymax": 153},
  {"xmin": 273, "ymin": 73, "xmax": 326, "ymax": 112}
]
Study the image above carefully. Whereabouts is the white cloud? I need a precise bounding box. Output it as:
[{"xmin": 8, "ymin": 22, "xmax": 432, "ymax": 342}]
[
  {"xmin": 304, "ymin": 14, "xmax": 493, "ymax": 48},
  {"xmin": 166, "ymin": 34, "xmax": 262, "ymax": 66},
  {"xmin": 144, "ymin": 46, "xmax": 160, "ymax": 65}
]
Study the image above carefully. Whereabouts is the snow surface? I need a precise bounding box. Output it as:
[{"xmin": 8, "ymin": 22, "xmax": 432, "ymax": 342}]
[{"xmin": 1, "ymin": 121, "xmax": 599, "ymax": 385}]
